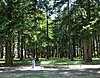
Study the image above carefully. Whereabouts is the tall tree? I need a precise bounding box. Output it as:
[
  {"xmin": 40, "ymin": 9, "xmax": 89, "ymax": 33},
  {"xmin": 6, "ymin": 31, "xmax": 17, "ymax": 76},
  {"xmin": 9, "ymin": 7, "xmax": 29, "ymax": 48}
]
[{"xmin": 5, "ymin": 0, "xmax": 13, "ymax": 66}]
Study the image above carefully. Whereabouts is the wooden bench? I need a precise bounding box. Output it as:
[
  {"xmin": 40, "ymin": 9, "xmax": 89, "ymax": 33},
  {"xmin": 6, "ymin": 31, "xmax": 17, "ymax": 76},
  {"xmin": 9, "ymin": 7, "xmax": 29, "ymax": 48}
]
[{"xmin": 40, "ymin": 61, "xmax": 55, "ymax": 68}]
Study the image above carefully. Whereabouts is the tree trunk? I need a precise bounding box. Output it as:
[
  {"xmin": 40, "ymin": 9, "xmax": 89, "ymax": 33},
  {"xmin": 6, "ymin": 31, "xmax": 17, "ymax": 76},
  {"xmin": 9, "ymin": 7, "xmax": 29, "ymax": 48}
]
[
  {"xmin": 98, "ymin": 36, "xmax": 100, "ymax": 55},
  {"xmin": 67, "ymin": 0, "xmax": 73, "ymax": 60},
  {"xmin": 20, "ymin": 35, "xmax": 24, "ymax": 60},
  {"xmin": 92, "ymin": 38, "xmax": 96, "ymax": 57},
  {"xmin": 5, "ymin": 0, "xmax": 13, "ymax": 66},
  {"xmin": 83, "ymin": 0, "xmax": 92, "ymax": 63},
  {"xmin": 70, "ymin": 38, "xmax": 73, "ymax": 61},
  {"xmin": 24, "ymin": 40, "xmax": 26, "ymax": 58},
  {"xmin": 96, "ymin": 36, "xmax": 99, "ymax": 57},
  {"xmin": 73, "ymin": 35, "xmax": 76, "ymax": 57},
  {"xmin": 87, "ymin": 41, "xmax": 92, "ymax": 62},
  {"xmin": 5, "ymin": 41, "xmax": 12, "ymax": 66},
  {"xmin": 28, "ymin": 47, "xmax": 30, "ymax": 58},
  {"xmin": 83, "ymin": 43, "xmax": 88, "ymax": 62},
  {"xmin": 1, "ymin": 44, "xmax": 3, "ymax": 58},
  {"xmin": 35, "ymin": 42, "xmax": 39, "ymax": 61},
  {"xmin": 12, "ymin": 38, "xmax": 15, "ymax": 59},
  {"xmin": 32, "ymin": 47, "xmax": 35, "ymax": 58},
  {"xmin": 80, "ymin": 39, "xmax": 83, "ymax": 58},
  {"xmin": 17, "ymin": 31, "xmax": 20, "ymax": 58},
  {"xmin": 46, "ymin": 11, "xmax": 49, "ymax": 59}
]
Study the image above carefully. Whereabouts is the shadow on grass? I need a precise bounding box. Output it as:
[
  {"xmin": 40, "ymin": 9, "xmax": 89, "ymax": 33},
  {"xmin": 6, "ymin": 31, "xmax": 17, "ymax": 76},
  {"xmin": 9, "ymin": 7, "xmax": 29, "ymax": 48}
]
[
  {"xmin": 0, "ymin": 59, "xmax": 32, "ymax": 67},
  {"xmin": 0, "ymin": 67, "xmax": 100, "ymax": 78}
]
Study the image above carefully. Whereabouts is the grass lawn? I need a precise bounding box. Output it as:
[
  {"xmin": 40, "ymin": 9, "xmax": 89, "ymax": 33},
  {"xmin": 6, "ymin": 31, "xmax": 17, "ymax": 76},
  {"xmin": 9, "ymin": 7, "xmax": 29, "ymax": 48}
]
[
  {"xmin": 0, "ymin": 57, "xmax": 100, "ymax": 67},
  {"xmin": 0, "ymin": 72, "xmax": 100, "ymax": 78},
  {"xmin": 39, "ymin": 57, "xmax": 100, "ymax": 65}
]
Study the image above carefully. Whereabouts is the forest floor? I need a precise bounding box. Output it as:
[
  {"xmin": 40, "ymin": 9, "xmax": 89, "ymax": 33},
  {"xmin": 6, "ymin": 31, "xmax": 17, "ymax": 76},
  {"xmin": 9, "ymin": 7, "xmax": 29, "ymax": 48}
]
[{"xmin": 0, "ymin": 65, "xmax": 100, "ymax": 78}]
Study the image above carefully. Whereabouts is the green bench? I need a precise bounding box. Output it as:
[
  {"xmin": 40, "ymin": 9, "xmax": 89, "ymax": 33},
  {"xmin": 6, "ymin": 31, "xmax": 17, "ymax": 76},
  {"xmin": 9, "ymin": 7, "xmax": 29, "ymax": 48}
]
[{"xmin": 40, "ymin": 61, "xmax": 55, "ymax": 67}]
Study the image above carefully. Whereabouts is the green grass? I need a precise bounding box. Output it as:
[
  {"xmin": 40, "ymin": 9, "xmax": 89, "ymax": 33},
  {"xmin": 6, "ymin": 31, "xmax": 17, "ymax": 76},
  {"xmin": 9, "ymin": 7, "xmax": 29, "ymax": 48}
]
[
  {"xmin": 0, "ymin": 58, "xmax": 32, "ymax": 66},
  {"xmin": 44, "ymin": 58, "xmax": 85, "ymax": 65},
  {"xmin": 0, "ymin": 57, "xmax": 100, "ymax": 67},
  {"xmin": 45, "ymin": 58, "xmax": 100, "ymax": 65},
  {"xmin": 0, "ymin": 72, "xmax": 100, "ymax": 78}
]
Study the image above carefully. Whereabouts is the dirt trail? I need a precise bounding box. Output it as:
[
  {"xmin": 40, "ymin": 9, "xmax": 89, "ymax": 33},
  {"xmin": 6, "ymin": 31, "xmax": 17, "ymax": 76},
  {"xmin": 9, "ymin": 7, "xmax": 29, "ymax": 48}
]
[
  {"xmin": 0, "ymin": 65, "xmax": 100, "ymax": 78},
  {"xmin": 0, "ymin": 65, "xmax": 100, "ymax": 73}
]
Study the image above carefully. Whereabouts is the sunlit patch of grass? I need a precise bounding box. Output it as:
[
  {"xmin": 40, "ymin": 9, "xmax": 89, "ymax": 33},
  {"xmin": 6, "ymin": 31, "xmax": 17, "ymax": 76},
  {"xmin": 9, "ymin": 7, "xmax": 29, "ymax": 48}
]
[
  {"xmin": 0, "ymin": 58, "xmax": 5, "ymax": 64},
  {"xmin": 92, "ymin": 58, "xmax": 100, "ymax": 64},
  {"xmin": 0, "ymin": 59, "xmax": 5, "ymax": 66},
  {"xmin": 92, "ymin": 58, "xmax": 100, "ymax": 60},
  {"xmin": 45, "ymin": 58, "xmax": 85, "ymax": 65},
  {"xmin": 48, "ymin": 58, "xmax": 68, "ymax": 63},
  {"xmin": 13, "ymin": 60, "xmax": 31, "ymax": 66},
  {"xmin": 66, "ymin": 61, "xmax": 84, "ymax": 65},
  {"xmin": 12, "ymin": 58, "xmax": 36, "ymax": 66},
  {"xmin": 56, "ymin": 61, "xmax": 84, "ymax": 65},
  {"xmin": 0, "ymin": 61, "xmax": 5, "ymax": 63},
  {"xmin": 49, "ymin": 58, "xmax": 68, "ymax": 62},
  {"xmin": 0, "ymin": 58, "xmax": 5, "ymax": 60}
]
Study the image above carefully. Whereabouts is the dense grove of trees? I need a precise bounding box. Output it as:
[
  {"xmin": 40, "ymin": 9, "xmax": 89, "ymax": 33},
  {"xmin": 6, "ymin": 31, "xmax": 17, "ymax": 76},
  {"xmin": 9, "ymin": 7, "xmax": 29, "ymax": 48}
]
[{"xmin": 0, "ymin": 0, "xmax": 100, "ymax": 66}]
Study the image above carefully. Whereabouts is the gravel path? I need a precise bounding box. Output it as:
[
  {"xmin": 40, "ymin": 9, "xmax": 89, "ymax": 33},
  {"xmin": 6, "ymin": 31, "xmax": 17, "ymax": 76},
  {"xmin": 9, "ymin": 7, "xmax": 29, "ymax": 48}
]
[
  {"xmin": 0, "ymin": 65, "xmax": 100, "ymax": 78},
  {"xmin": 0, "ymin": 65, "xmax": 100, "ymax": 73}
]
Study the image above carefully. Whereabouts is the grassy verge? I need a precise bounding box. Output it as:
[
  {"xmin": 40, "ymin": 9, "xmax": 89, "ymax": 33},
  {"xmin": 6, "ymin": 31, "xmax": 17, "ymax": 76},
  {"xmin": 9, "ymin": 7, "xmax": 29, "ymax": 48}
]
[{"xmin": 0, "ymin": 72, "xmax": 100, "ymax": 78}]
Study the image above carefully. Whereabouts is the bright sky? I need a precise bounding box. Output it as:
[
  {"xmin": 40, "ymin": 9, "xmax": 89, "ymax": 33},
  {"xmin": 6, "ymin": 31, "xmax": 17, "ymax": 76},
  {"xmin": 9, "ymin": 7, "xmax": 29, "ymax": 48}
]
[
  {"xmin": 51, "ymin": 0, "xmax": 76, "ymax": 20},
  {"xmin": 61, "ymin": 0, "xmax": 76, "ymax": 10}
]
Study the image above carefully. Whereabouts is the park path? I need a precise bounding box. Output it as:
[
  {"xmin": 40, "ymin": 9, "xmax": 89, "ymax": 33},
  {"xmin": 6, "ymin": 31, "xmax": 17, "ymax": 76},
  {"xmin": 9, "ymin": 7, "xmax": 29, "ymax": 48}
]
[
  {"xmin": 0, "ymin": 65, "xmax": 100, "ymax": 74},
  {"xmin": 0, "ymin": 65, "xmax": 100, "ymax": 78}
]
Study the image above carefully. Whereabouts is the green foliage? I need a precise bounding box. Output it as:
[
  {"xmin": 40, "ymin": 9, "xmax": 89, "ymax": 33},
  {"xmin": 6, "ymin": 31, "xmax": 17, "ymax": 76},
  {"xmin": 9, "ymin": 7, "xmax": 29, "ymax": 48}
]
[{"xmin": 80, "ymin": 18, "xmax": 100, "ymax": 43}]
